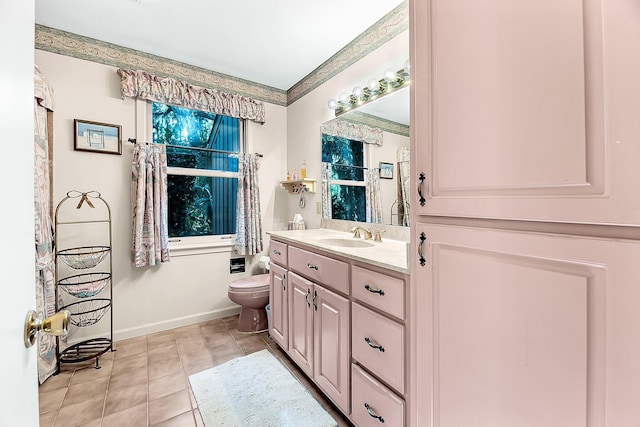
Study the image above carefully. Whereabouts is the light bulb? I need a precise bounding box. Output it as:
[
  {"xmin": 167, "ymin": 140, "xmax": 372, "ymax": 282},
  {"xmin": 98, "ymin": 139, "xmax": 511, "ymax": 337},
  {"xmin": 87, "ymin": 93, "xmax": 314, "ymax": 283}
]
[
  {"xmin": 352, "ymin": 86, "xmax": 363, "ymax": 99},
  {"xmin": 327, "ymin": 99, "xmax": 337, "ymax": 110},
  {"xmin": 339, "ymin": 93, "xmax": 349, "ymax": 103},
  {"xmin": 367, "ymin": 78, "xmax": 379, "ymax": 91},
  {"xmin": 383, "ymin": 69, "xmax": 397, "ymax": 82}
]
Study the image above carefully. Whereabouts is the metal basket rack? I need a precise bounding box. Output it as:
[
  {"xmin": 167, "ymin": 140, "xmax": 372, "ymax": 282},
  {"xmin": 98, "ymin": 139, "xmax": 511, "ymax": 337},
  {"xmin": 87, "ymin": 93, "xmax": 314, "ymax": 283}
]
[{"xmin": 54, "ymin": 191, "xmax": 114, "ymax": 372}]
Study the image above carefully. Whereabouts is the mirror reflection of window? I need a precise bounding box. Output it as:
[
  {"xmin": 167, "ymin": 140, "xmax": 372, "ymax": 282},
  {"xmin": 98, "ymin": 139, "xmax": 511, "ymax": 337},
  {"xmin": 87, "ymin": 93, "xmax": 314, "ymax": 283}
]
[{"xmin": 321, "ymin": 134, "xmax": 367, "ymax": 221}]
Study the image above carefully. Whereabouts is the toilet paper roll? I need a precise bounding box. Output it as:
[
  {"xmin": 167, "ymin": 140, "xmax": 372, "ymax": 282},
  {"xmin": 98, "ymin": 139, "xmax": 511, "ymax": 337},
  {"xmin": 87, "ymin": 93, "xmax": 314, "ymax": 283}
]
[{"xmin": 258, "ymin": 256, "xmax": 271, "ymax": 270}]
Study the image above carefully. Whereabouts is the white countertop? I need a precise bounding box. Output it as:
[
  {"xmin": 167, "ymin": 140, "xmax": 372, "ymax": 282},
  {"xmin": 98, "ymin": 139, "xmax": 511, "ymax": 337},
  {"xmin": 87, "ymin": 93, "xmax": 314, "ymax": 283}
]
[{"xmin": 267, "ymin": 228, "xmax": 409, "ymax": 274}]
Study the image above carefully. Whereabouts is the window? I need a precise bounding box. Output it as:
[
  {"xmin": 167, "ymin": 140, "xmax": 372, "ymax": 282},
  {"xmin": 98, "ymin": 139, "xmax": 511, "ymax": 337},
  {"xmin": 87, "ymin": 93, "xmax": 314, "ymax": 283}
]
[
  {"xmin": 152, "ymin": 102, "xmax": 243, "ymax": 240},
  {"xmin": 321, "ymin": 133, "xmax": 367, "ymax": 221}
]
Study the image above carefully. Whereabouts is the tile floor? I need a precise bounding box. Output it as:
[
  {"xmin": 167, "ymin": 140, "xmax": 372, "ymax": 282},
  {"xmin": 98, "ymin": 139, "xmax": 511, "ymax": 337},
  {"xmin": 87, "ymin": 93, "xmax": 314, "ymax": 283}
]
[{"xmin": 38, "ymin": 314, "xmax": 353, "ymax": 427}]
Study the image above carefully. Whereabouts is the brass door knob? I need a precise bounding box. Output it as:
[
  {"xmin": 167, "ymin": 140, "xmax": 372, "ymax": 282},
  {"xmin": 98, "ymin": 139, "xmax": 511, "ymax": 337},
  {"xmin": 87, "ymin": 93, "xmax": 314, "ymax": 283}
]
[{"xmin": 24, "ymin": 309, "xmax": 70, "ymax": 348}]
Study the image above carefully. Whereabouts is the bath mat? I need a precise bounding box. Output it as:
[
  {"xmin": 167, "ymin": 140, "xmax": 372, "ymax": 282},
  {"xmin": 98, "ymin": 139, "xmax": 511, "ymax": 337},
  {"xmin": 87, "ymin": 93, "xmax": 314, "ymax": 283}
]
[{"xmin": 189, "ymin": 349, "xmax": 338, "ymax": 427}]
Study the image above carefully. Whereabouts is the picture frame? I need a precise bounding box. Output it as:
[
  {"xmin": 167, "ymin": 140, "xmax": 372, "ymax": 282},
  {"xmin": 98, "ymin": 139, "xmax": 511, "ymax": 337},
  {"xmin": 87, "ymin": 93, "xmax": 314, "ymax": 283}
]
[
  {"xmin": 379, "ymin": 162, "xmax": 394, "ymax": 179},
  {"xmin": 74, "ymin": 119, "xmax": 122, "ymax": 155}
]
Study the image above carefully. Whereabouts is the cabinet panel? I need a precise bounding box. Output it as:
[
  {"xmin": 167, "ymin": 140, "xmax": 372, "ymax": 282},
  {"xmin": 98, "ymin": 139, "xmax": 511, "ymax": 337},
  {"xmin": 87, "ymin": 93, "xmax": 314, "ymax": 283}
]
[
  {"xmin": 411, "ymin": 0, "xmax": 640, "ymax": 225},
  {"xmin": 412, "ymin": 223, "xmax": 640, "ymax": 427},
  {"xmin": 313, "ymin": 284, "xmax": 351, "ymax": 414},
  {"xmin": 288, "ymin": 272, "xmax": 314, "ymax": 378},
  {"xmin": 269, "ymin": 240, "xmax": 288, "ymax": 266},
  {"xmin": 352, "ymin": 364, "xmax": 405, "ymax": 427},
  {"xmin": 352, "ymin": 266, "xmax": 405, "ymax": 320},
  {"xmin": 268, "ymin": 263, "xmax": 288, "ymax": 350},
  {"xmin": 352, "ymin": 303, "xmax": 405, "ymax": 394},
  {"xmin": 288, "ymin": 246, "xmax": 349, "ymax": 294}
]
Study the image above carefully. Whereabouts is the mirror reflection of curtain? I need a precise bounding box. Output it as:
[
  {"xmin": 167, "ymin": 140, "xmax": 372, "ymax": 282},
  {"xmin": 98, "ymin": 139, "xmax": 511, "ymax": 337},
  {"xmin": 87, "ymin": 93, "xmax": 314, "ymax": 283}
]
[
  {"xmin": 366, "ymin": 168, "xmax": 384, "ymax": 224},
  {"xmin": 322, "ymin": 162, "xmax": 332, "ymax": 219},
  {"xmin": 34, "ymin": 65, "xmax": 57, "ymax": 383},
  {"xmin": 396, "ymin": 147, "xmax": 410, "ymax": 226}
]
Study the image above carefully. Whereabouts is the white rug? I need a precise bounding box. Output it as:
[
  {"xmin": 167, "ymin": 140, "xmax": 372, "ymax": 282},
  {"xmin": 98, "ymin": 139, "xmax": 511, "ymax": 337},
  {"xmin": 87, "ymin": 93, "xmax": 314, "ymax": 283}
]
[{"xmin": 189, "ymin": 349, "xmax": 338, "ymax": 427}]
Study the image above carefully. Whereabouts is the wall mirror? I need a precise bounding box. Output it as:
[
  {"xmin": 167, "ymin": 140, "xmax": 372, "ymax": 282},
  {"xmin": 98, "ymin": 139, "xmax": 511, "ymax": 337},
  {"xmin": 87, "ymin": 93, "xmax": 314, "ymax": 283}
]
[{"xmin": 321, "ymin": 85, "xmax": 410, "ymax": 226}]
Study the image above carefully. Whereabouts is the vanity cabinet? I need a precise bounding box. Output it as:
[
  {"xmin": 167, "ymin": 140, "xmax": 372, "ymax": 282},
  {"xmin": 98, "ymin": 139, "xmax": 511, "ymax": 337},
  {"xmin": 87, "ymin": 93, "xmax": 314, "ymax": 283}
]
[{"xmin": 268, "ymin": 235, "xmax": 409, "ymax": 424}]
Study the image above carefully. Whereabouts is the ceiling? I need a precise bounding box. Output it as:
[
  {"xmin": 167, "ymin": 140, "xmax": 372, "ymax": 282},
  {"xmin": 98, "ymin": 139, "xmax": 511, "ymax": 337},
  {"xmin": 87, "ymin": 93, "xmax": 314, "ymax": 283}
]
[{"xmin": 35, "ymin": 0, "xmax": 405, "ymax": 91}]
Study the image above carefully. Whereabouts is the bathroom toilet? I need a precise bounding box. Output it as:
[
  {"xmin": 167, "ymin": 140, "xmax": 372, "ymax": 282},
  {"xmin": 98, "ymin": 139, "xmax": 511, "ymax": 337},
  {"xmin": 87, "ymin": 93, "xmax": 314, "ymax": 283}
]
[{"xmin": 227, "ymin": 273, "xmax": 270, "ymax": 333}]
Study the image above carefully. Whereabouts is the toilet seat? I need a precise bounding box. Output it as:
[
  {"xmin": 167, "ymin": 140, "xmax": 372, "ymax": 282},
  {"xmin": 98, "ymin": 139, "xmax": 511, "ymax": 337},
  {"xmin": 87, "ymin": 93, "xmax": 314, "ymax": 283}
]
[{"xmin": 228, "ymin": 274, "xmax": 270, "ymax": 293}]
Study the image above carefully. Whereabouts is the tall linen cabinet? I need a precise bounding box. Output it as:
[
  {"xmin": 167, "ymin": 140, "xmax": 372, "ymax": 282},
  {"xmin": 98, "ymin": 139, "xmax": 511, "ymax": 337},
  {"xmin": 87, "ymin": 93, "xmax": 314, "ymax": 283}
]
[{"xmin": 409, "ymin": 1, "xmax": 640, "ymax": 426}]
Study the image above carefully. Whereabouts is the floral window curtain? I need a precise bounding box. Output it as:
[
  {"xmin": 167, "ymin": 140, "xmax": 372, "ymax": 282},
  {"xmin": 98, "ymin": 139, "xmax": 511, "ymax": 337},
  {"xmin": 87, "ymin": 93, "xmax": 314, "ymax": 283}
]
[
  {"xmin": 117, "ymin": 69, "xmax": 266, "ymax": 124},
  {"xmin": 235, "ymin": 154, "xmax": 263, "ymax": 256},
  {"xmin": 366, "ymin": 168, "xmax": 384, "ymax": 224},
  {"xmin": 34, "ymin": 65, "xmax": 57, "ymax": 383},
  {"xmin": 131, "ymin": 142, "xmax": 170, "ymax": 267}
]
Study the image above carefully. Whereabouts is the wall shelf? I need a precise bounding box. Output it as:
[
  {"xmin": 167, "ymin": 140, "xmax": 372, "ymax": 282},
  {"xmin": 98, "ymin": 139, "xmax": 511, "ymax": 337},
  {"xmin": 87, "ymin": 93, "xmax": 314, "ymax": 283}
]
[{"xmin": 280, "ymin": 179, "xmax": 316, "ymax": 194}]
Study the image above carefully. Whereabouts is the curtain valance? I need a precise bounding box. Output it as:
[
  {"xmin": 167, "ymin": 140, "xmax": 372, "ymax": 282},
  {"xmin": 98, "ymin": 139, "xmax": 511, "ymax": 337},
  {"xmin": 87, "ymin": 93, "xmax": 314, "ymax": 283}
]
[
  {"xmin": 321, "ymin": 118, "xmax": 383, "ymax": 146},
  {"xmin": 117, "ymin": 69, "xmax": 266, "ymax": 124}
]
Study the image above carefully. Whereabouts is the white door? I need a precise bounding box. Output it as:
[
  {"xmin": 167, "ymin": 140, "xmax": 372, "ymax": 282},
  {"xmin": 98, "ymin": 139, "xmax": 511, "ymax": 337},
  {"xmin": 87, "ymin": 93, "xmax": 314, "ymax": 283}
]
[{"xmin": 0, "ymin": 1, "xmax": 40, "ymax": 426}]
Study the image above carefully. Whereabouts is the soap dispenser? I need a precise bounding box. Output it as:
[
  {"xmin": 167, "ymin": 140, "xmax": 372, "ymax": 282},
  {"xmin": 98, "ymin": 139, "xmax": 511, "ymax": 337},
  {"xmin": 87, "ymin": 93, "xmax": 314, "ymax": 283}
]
[{"xmin": 300, "ymin": 160, "xmax": 307, "ymax": 179}]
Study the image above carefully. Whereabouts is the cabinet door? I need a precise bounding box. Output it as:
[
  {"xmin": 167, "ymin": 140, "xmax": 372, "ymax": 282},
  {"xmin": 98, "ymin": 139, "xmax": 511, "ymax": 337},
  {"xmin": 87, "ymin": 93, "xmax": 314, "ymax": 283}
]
[
  {"xmin": 413, "ymin": 222, "xmax": 640, "ymax": 427},
  {"xmin": 288, "ymin": 272, "xmax": 314, "ymax": 378},
  {"xmin": 313, "ymin": 284, "xmax": 350, "ymax": 414},
  {"xmin": 411, "ymin": 0, "xmax": 640, "ymax": 225},
  {"xmin": 269, "ymin": 263, "xmax": 288, "ymax": 350}
]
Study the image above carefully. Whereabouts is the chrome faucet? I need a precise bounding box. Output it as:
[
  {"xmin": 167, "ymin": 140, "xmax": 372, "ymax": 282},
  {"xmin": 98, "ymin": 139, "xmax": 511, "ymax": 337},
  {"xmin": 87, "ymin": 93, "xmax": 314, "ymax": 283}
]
[{"xmin": 351, "ymin": 226, "xmax": 373, "ymax": 240}]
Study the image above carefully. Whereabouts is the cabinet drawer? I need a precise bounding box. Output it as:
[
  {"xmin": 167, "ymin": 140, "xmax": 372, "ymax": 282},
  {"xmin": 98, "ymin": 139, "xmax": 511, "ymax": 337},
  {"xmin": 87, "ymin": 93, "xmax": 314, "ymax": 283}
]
[
  {"xmin": 269, "ymin": 240, "xmax": 288, "ymax": 267},
  {"xmin": 352, "ymin": 303, "xmax": 405, "ymax": 394},
  {"xmin": 352, "ymin": 266, "xmax": 405, "ymax": 319},
  {"xmin": 352, "ymin": 364, "xmax": 404, "ymax": 427},
  {"xmin": 288, "ymin": 246, "xmax": 349, "ymax": 294}
]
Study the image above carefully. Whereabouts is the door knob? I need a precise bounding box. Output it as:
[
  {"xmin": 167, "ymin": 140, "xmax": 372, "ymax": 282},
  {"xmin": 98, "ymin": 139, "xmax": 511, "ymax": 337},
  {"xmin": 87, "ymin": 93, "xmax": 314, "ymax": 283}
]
[{"xmin": 24, "ymin": 309, "xmax": 70, "ymax": 348}]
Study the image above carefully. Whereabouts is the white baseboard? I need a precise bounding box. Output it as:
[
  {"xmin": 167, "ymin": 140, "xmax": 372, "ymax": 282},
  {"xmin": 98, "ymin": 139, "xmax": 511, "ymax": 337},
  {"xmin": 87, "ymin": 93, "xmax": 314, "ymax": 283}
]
[{"xmin": 65, "ymin": 306, "xmax": 242, "ymax": 345}]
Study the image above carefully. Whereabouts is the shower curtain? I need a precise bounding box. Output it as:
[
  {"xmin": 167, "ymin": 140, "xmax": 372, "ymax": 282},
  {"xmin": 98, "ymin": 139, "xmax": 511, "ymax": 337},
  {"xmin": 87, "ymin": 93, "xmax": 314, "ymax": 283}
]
[
  {"xmin": 131, "ymin": 142, "xmax": 170, "ymax": 267},
  {"xmin": 235, "ymin": 153, "xmax": 263, "ymax": 256},
  {"xmin": 34, "ymin": 65, "xmax": 57, "ymax": 383},
  {"xmin": 366, "ymin": 168, "xmax": 384, "ymax": 224}
]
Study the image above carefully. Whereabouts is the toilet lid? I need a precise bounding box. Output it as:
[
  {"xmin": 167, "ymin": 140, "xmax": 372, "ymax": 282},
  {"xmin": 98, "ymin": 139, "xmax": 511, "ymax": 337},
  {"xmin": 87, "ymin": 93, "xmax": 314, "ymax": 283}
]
[{"xmin": 229, "ymin": 274, "xmax": 270, "ymax": 292}]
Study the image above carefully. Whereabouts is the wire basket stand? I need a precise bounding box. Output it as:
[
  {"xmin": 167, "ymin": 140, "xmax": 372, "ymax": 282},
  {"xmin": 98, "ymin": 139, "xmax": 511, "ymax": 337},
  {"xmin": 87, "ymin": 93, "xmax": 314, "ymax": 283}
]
[{"xmin": 54, "ymin": 190, "xmax": 114, "ymax": 372}]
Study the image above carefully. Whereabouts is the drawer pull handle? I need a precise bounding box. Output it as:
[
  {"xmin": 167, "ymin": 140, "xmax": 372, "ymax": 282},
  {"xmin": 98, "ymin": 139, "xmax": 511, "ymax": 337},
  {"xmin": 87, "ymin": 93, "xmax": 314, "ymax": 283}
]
[
  {"xmin": 418, "ymin": 232, "xmax": 426, "ymax": 267},
  {"xmin": 273, "ymin": 249, "xmax": 282, "ymax": 256},
  {"xmin": 418, "ymin": 172, "xmax": 426, "ymax": 206},
  {"xmin": 364, "ymin": 337, "xmax": 385, "ymax": 352},
  {"xmin": 364, "ymin": 403, "xmax": 385, "ymax": 423},
  {"xmin": 305, "ymin": 288, "xmax": 311, "ymax": 308},
  {"xmin": 364, "ymin": 284, "xmax": 385, "ymax": 296},
  {"xmin": 306, "ymin": 262, "xmax": 319, "ymax": 271}
]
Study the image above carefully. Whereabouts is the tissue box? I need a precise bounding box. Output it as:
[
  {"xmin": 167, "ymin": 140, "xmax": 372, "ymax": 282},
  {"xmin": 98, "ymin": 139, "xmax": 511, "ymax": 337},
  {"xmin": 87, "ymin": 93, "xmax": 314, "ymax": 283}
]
[{"xmin": 288, "ymin": 221, "xmax": 306, "ymax": 230}]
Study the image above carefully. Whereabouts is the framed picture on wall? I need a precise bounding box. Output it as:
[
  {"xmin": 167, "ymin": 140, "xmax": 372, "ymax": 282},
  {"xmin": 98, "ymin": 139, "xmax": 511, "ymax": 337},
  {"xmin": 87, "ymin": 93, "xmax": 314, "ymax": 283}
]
[
  {"xmin": 379, "ymin": 162, "xmax": 394, "ymax": 179},
  {"xmin": 74, "ymin": 119, "xmax": 122, "ymax": 155}
]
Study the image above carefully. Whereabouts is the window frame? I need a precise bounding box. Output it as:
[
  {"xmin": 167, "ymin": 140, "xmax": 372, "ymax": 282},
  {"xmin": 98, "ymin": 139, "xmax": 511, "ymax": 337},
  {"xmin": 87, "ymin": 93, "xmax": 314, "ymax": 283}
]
[
  {"xmin": 322, "ymin": 134, "xmax": 371, "ymax": 221},
  {"xmin": 142, "ymin": 100, "xmax": 246, "ymax": 253}
]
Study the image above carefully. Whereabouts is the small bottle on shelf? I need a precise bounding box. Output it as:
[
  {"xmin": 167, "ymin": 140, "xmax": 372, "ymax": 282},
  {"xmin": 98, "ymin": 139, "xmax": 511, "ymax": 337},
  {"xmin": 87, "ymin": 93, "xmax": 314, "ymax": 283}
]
[
  {"xmin": 286, "ymin": 170, "xmax": 291, "ymax": 180},
  {"xmin": 300, "ymin": 160, "xmax": 307, "ymax": 179},
  {"xmin": 293, "ymin": 169, "xmax": 299, "ymax": 180}
]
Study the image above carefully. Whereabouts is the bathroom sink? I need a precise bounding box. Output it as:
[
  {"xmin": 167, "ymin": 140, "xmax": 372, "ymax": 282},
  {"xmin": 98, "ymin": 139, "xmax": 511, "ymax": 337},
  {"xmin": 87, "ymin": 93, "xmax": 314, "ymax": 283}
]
[{"xmin": 318, "ymin": 237, "xmax": 375, "ymax": 248}]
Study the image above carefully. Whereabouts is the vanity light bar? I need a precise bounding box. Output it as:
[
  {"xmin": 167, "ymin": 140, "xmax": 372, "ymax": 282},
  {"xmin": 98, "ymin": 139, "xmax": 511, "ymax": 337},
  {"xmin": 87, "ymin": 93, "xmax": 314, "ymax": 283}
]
[{"xmin": 328, "ymin": 63, "xmax": 410, "ymax": 117}]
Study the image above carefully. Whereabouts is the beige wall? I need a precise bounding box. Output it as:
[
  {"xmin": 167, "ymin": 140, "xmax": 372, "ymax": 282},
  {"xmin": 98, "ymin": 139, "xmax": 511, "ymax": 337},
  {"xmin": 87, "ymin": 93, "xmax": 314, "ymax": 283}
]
[
  {"xmin": 35, "ymin": 28, "xmax": 407, "ymax": 341},
  {"xmin": 36, "ymin": 50, "xmax": 287, "ymax": 341},
  {"xmin": 286, "ymin": 30, "xmax": 409, "ymax": 229}
]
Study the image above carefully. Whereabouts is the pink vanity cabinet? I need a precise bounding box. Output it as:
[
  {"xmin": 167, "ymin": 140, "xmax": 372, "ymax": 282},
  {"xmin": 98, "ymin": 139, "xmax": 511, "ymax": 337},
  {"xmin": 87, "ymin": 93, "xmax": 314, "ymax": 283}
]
[
  {"xmin": 268, "ymin": 240, "xmax": 288, "ymax": 350},
  {"xmin": 268, "ymin": 236, "xmax": 410, "ymax": 425}
]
